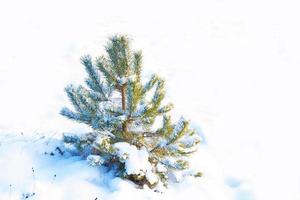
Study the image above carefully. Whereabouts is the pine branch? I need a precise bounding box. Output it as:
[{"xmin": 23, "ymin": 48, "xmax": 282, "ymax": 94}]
[
  {"xmin": 95, "ymin": 56, "xmax": 117, "ymax": 86},
  {"xmin": 81, "ymin": 55, "xmax": 107, "ymax": 99},
  {"xmin": 167, "ymin": 118, "xmax": 190, "ymax": 145},
  {"xmin": 142, "ymin": 74, "xmax": 159, "ymax": 95},
  {"xmin": 132, "ymin": 51, "xmax": 142, "ymax": 82}
]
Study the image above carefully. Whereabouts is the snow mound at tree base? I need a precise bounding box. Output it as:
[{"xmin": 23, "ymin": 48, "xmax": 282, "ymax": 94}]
[{"xmin": 0, "ymin": 133, "xmax": 233, "ymax": 200}]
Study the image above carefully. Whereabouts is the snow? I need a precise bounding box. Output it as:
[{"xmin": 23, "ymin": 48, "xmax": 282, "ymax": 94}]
[
  {"xmin": 156, "ymin": 163, "xmax": 167, "ymax": 173},
  {"xmin": 87, "ymin": 155, "xmax": 104, "ymax": 166},
  {"xmin": 0, "ymin": 134, "xmax": 232, "ymax": 200},
  {"xmin": 113, "ymin": 142, "xmax": 153, "ymax": 176},
  {"xmin": 113, "ymin": 142, "xmax": 161, "ymax": 185},
  {"xmin": 1, "ymin": 0, "xmax": 300, "ymax": 199}
]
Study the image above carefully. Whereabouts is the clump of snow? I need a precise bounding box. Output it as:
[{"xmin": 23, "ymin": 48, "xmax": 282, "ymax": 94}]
[
  {"xmin": 87, "ymin": 155, "xmax": 104, "ymax": 166},
  {"xmin": 156, "ymin": 163, "xmax": 167, "ymax": 173},
  {"xmin": 113, "ymin": 142, "xmax": 158, "ymax": 184}
]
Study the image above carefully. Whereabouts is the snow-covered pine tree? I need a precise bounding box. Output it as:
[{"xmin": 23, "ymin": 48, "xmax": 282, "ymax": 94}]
[{"xmin": 61, "ymin": 35, "xmax": 201, "ymax": 188}]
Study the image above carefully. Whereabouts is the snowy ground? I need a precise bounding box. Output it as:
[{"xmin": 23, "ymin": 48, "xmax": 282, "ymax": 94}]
[
  {"xmin": 1, "ymin": 0, "xmax": 300, "ymax": 199},
  {"xmin": 0, "ymin": 134, "xmax": 233, "ymax": 200}
]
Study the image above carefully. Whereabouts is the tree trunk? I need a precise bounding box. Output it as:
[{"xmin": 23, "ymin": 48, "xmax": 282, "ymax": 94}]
[
  {"xmin": 121, "ymin": 85, "xmax": 127, "ymax": 134},
  {"xmin": 121, "ymin": 85, "xmax": 126, "ymax": 111}
]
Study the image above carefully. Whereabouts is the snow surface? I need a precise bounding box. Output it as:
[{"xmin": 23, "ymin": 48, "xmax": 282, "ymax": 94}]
[
  {"xmin": 1, "ymin": 0, "xmax": 300, "ymax": 199},
  {"xmin": 0, "ymin": 134, "xmax": 233, "ymax": 200}
]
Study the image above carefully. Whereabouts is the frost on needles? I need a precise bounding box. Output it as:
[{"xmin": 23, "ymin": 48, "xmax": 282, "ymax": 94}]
[{"xmin": 61, "ymin": 35, "xmax": 201, "ymax": 188}]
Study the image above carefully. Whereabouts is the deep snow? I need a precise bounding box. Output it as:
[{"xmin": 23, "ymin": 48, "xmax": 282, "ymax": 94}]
[{"xmin": 1, "ymin": 0, "xmax": 300, "ymax": 199}]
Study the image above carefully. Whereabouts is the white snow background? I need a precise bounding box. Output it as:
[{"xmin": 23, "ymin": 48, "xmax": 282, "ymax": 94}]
[{"xmin": 1, "ymin": 0, "xmax": 300, "ymax": 199}]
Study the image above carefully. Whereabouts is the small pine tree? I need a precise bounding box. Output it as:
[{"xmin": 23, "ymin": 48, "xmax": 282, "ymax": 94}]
[{"xmin": 61, "ymin": 35, "xmax": 201, "ymax": 188}]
